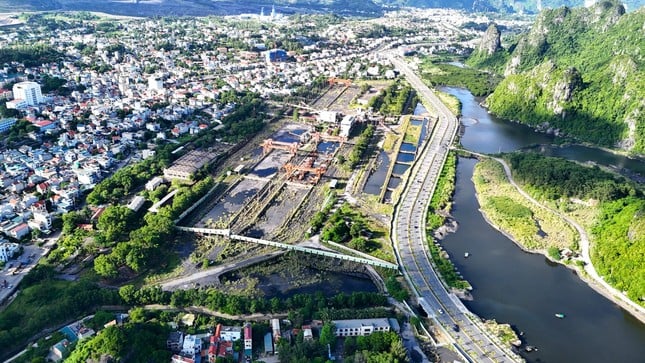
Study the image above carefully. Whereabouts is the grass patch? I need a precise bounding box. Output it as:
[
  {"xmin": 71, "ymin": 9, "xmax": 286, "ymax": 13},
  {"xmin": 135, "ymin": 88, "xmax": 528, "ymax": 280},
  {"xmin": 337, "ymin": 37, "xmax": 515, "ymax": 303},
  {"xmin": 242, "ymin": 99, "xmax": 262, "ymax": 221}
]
[
  {"xmin": 382, "ymin": 132, "xmax": 400, "ymax": 153},
  {"xmin": 435, "ymin": 91, "xmax": 461, "ymax": 116},
  {"xmin": 473, "ymin": 159, "xmax": 577, "ymax": 250},
  {"xmin": 426, "ymin": 152, "xmax": 457, "ymax": 230}
]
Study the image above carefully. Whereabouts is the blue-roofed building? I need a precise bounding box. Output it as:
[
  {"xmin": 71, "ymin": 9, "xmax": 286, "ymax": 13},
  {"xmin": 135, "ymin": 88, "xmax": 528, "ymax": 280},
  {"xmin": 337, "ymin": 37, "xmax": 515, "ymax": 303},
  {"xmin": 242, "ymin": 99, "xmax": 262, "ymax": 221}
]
[
  {"xmin": 263, "ymin": 332, "xmax": 274, "ymax": 354},
  {"xmin": 265, "ymin": 49, "xmax": 288, "ymax": 63},
  {"xmin": 49, "ymin": 339, "xmax": 71, "ymax": 362},
  {"xmin": 59, "ymin": 325, "xmax": 79, "ymax": 342}
]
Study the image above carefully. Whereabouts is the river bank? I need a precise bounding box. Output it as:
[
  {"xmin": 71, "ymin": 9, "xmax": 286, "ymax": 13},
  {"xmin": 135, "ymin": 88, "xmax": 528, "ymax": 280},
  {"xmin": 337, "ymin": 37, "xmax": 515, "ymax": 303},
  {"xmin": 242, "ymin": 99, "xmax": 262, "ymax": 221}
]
[{"xmin": 470, "ymin": 156, "xmax": 645, "ymax": 324}]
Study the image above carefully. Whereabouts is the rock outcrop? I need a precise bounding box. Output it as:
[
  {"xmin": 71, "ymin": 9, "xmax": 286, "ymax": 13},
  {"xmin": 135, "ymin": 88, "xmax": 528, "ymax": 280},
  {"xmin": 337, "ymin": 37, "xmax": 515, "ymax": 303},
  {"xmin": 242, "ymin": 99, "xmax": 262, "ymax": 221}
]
[{"xmin": 477, "ymin": 23, "xmax": 503, "ymax": 56}]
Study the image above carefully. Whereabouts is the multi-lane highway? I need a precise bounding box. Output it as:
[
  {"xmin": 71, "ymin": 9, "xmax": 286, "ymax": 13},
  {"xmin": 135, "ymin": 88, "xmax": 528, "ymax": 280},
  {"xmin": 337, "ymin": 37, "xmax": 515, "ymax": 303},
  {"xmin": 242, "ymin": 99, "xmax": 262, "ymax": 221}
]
[{"xmin": 389, "ymin": 55, "xmax": 522, "ymax": 363}]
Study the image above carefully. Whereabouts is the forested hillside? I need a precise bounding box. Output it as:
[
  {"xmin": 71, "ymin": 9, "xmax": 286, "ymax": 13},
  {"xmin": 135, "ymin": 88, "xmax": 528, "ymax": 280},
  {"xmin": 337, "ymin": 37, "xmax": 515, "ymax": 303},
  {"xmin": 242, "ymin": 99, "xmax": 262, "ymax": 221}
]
[
  {"xmin": 477, "ymin": 2, "xmax": 645, "ymax": 153},
  {"xmin": 506, "ymin": 152, "xmax": 644, "ymax": 305}
]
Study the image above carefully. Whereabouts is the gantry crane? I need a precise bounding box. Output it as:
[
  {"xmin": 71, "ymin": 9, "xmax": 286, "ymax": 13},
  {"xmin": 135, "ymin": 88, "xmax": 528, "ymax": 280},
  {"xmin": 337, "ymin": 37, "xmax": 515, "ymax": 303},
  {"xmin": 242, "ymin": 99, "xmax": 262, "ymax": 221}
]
[{"xmin": 260, "ymin": 139, "xmax": 299, "ymax": 156}]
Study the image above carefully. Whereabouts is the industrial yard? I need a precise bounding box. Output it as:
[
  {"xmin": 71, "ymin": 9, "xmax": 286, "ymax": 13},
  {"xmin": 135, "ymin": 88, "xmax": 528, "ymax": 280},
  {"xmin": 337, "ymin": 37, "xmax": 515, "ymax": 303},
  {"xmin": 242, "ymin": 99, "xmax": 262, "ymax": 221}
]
[{"xmin": 163, "ymin": 78, "xmax": 428, "ymax": 296}]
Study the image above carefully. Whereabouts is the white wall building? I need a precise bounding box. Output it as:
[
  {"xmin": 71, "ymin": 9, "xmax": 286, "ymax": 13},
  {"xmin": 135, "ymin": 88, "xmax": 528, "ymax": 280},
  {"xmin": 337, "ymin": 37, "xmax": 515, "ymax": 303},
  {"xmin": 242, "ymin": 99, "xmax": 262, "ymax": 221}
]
[
  {"xmin": 181, "ymin": 334, "xmax": 202, "ymax": 356},
  {"xmin": 12, "ymin": 81, "xmax": 43, "ymax": 106},
  {"xmin": 0, "ymin": 241, "xmax": 20, "ymax": 262},
  {"xmin": 148, "ymin": 76, "xmax": 163, "ymax": 91},
  {"xmin": 332, "ymin": 318, "xmax": 391, "ymax": 337},
  {"xmin": 220, "ymin": 326, "xmax": 242, "ymax": 341}
]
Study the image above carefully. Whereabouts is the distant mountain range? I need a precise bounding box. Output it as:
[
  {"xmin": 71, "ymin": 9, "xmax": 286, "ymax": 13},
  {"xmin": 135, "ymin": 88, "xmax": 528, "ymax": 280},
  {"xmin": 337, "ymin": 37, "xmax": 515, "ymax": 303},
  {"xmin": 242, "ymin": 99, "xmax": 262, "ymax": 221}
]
[{"xmin": 0, "ymin": 0, "xmax": 643, "ymax": 16}]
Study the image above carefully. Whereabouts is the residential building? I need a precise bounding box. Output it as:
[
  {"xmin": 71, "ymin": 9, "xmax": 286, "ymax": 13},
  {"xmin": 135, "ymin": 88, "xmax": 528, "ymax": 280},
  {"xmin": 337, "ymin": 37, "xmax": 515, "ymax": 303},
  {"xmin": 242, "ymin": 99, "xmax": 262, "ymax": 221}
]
[
  {"xmin": 0, "ymin": 241, "xmax": 20, "ymax": 262},
  {"xmin": 9, "ymin": 223, "xmax": 30, "ymax": 239},
  {"xmin": 12, "ymin": 81, "xmax": 43, "ymax": 106},
  {"xmin": 50, "ymin": 339, "xmax": 71, "ymax": 362},
  {"xmin": 332, "ymin": 318, "xmax": 391, "ymax": 337},
  {"xmin": 0, "ymin": 118, "xmax": 17, "ymax": 133},
  {"xmin": 244, "ymin": 323, "xmax": 252, "ymax": 356},
  {"xmin": 181, "ymin": 334, "xmax": 202, "ymax": 356},
  {"xmin": 148, "ymin": 76, "xmax": 163, "ymax": 91},
  {"xmin": 265, "ymin": 49, "xmax": 288, "ymax": 63},
  {"xmin": 167, "ymin": 331, "xmax": 184, "ymax": 351},
  {"xmin": 220, "ymin": 326, "xmax": 242, "ymax": 342}
]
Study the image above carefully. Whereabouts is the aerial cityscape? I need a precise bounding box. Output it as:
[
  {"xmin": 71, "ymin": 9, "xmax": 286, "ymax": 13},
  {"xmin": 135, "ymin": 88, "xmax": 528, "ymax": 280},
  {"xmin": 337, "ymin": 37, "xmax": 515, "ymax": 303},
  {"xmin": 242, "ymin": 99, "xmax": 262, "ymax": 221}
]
[{"xmin": 0, "ymin": 0, "xmax": 643, "ymax": 362}]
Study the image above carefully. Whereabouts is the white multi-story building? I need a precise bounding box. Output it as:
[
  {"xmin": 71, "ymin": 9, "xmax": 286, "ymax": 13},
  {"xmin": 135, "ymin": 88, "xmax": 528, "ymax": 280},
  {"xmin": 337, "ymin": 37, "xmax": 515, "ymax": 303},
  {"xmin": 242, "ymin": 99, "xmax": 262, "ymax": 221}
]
[
  {"xmin": 0, "ymin": 241, "xmax": 20, "ymax": 262},
  {"xmin": 181, "ymin": 335, "xmax": 202, "ymax": 356},
  {"xmin": 220, "ymin": 326, "xmax": 242, "ymax": 341},
  {"xmin": 12, "ymin": 81, "xmax": 43, "ymax": 106},
  {"xmin": 332, "ymin": 318, "xmax": 391, "ymax": 337}
]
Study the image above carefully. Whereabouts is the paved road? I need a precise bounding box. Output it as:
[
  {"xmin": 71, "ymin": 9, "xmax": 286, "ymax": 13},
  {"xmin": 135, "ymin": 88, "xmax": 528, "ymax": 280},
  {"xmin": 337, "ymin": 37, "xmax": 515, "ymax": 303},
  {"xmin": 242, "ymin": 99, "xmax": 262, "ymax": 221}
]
[
  {"xmin": 160, "ymin": 251, "xmax": 285, "ymax": 290},
  {"xmin": 389, "ymin": 55, "xmax": 521, "ymax": 363}
]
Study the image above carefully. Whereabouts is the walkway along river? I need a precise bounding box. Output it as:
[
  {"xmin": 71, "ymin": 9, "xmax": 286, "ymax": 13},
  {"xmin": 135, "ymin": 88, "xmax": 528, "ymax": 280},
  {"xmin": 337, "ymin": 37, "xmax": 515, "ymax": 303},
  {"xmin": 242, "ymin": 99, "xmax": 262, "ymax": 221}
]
[{"xmin": 438, "ymin": 87, "xmax": 645, "ymax": 363}]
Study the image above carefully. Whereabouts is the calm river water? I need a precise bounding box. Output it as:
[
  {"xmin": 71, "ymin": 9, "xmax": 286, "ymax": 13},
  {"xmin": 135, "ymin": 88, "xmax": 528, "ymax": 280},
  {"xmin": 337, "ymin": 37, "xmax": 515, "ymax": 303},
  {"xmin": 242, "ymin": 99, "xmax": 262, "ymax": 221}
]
[{"xmin": 439, "ymin": 86, "xmax": 645, "ymax": 362}]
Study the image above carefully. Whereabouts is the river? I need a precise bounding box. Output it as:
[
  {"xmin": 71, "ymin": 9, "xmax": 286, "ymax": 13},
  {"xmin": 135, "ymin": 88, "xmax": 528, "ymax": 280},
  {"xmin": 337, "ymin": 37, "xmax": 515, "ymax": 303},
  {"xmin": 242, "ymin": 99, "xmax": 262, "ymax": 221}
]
[
  {"xmin": 438, "ymin": 87, "xmax": 645, "ymax": 362},
  {"xmin": 447, "ymin": 86, "xmax": 645, "ymax": 181}
]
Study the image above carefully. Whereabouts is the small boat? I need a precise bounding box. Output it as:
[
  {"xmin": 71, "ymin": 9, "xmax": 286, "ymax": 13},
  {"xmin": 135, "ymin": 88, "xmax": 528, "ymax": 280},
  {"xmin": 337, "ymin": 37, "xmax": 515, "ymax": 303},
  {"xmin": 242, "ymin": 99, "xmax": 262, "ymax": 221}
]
[
  {"xmin": 555, "ymin": 313, "xmax": 565, "ymax": 319},
  {"xmin": 464, "ymin": 252, "xmax": 470, "ymax": 258},
  {"xmin": 525, "ymin": 346, "xmax": 538, "ymax": 352}
]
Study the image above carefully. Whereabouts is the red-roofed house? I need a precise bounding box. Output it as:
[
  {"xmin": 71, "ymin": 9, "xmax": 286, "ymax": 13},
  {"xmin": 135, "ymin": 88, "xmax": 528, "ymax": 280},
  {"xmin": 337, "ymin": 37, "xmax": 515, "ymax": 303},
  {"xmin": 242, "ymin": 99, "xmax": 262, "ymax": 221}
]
[{"xmin": 10, "ymin": 223, "xmax": 30, "ymax": 239}]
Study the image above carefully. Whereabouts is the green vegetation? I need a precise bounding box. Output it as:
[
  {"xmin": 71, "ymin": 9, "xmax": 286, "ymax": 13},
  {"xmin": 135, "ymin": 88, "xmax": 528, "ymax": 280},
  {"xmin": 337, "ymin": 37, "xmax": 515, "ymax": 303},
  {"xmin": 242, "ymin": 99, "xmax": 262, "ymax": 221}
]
[
  {"xmin": 486, "ymin": 196, "xmax": 533, "ymax": 219},
  {"xmin": 319, "ymin": 202, "xmax": 393, "ymax": 262},
  {"xmin": 547, "ymin": 246, "xmax": 562, "ymax": 260},
  {"xmin": 427, "ymin": 240, "xmax": 470, "ymax": 290},
  {"xmin": 426, "ymin": 152, "xmax": 457, "ymax": 230},
  {"xmin": 474, "ymin": 157, "xmax": 577, "ymax": 250},
  {"xmin": 483, "ymin": 320, "xmax": 521, "ymax": 346},
  {"xmin": 506, "ymin": 153, "xmax": 638, "ymax": 202},
  {"xmin": 482, "ymin": 3, "xmax": 645, "ymax": 152},
  {"xmin": 419, "ymin": 60, "xmax": 501, "ymax": 96},
  {"xmin": 86, "ymin": 158, "xmax": 170, "ymax": 205},
  {"xmin": 40, "ymin": 74, "xmax": 69, "ymax": 94},
  {"xmin": 12, "ymin": 332, "xmax": 65, "ymax": 363},
  {"xmin": 422, "ymin": 152, "xmax": 468, "ymax": 289},
  {"xmin": 121, "ymin": 284, "xmax": 388, "ymax": 319},
  {"xmin": 321, "ymin": 203, "xmax": 375, "ymax": 250},
  {"xmin": 343, "ymin": 331, "xmax": 408, "ymax": 362},
  {"xmin": 278, "ymin": 329, "xmax": 407, "ymax": 363},
  {"xmin": 67, "ymin": 320, "xmax": 171, "ymax": 363},
  {"xmin": 367, "ymin": 81, "xmax": 416, "ymax": 115},
  {"xmin": 385, "ymin": 275, "xmax": 409, "ymax": 302},
  {"xmin": 403, "ymin": 117, "xmax": 422, "ymax": 145},
  {"xmin": 0, "ymin": 43, "xmax": 63, "ymax": 67},
  {"xmin": 435, "ymin": 91, "xmax": 462, "ymax": 116},
  {"xmin": 591, "ymin": 197, "xmax": 645, "ymax": 303},
  {"xmin": 0, "ymin": 271, "xmax": 121, "ymax": 361},
  {"xmin": 466, "ymin": 50, "xmax": 509, "ymax": 74},
  {"xmin": 309, "ymin": 192, "xmax": 338, "ymax": 236},
  {"xmin": 502, "ymin": 152, "xmax": 644, "ymax": 304},
  {"xmin": 277, "ymin": 334, "xmax": 328, "ymax": 363},
  {"xmin": 348, "ymin": 124, "xmax": 375, "ymax": 168}
]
